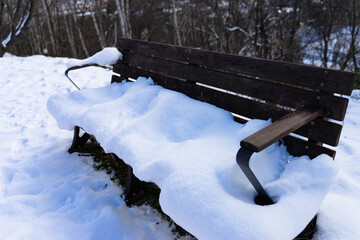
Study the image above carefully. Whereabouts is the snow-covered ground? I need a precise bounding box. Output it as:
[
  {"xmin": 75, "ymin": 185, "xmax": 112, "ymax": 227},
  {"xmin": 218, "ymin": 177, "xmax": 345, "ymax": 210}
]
[
  {"xmin": 0, "ymin": 54, "xmax": 183, "ymax": 240},
  {"xmin": 1, "ymin": 53, "xmax": 360, "ymax": 239}
]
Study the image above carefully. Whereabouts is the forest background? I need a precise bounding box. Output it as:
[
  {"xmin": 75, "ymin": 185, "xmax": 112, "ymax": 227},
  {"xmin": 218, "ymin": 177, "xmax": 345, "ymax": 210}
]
[{"xmin": 1, "ymin": 0, "xmax": 359, "ymax": 73}]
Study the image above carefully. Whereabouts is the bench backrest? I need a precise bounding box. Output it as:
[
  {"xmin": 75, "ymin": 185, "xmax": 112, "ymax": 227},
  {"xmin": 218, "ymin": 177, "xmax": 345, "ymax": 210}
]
[{"xmin": 112, "ymin": 38, "xmax": 356, "ymax": 159}]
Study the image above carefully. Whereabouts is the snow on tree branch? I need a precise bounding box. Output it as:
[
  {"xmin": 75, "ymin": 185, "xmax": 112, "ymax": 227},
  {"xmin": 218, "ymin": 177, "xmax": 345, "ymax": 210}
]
[{"xmin": 0, "ymin": 0, "xmax": 34, "ymax": 56}]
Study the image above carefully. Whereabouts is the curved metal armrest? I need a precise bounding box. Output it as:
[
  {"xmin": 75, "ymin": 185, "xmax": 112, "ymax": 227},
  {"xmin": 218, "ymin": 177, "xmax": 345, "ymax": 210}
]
[
  {"xmin": 236, "ymin": 107, "xmax": 324, "ymax": 205},
  {"xmin": 65, "ymin": 64, "xmax": 102, "ymax": 90}
]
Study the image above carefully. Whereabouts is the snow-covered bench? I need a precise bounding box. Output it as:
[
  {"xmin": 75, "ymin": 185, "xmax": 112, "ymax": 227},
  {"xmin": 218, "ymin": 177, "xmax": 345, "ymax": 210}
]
[
  {"xmin": 112, "ymin": 38, "xmax": 355, "ymax": 204},
  {"xmin": 48, "ymin": 38, "xmax": 355, "ymax": 239}
]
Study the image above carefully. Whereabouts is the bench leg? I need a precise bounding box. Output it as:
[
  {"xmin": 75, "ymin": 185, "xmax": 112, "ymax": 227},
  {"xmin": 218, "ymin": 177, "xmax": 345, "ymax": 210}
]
[
  {"xmin": 236, "ymin": 147, "xmax": 274, "ymax": 205},
  {"xmin": 109, "ymin": 153, "xmax": 148, "ymax": 206},
  {"xmin": 69, "ymin": 126, "xmax": 91, "ymax": 153},
  {"xmin": 124, "ymin": 165, "xmax": 149, "ymax": 206},
  {"xmin": 69, "ymin": 127, "xmax": 148, "ymax": 206}
]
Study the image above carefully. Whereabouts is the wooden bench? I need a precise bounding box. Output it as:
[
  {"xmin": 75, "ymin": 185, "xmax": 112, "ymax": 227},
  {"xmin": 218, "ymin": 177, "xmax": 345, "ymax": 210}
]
[{"xmin": 69, "ymin": 38, "xmax": 356, "ymax": 206}]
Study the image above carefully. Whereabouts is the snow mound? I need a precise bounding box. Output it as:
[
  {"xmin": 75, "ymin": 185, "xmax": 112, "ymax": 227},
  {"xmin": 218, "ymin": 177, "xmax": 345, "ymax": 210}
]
[
  {"xmin": 47, "ymin": 77, "xmax": 338, "ymax": 240},
  {"xmin": 67, "ymin": 47, "xmax": 123, "ymax": 68}
]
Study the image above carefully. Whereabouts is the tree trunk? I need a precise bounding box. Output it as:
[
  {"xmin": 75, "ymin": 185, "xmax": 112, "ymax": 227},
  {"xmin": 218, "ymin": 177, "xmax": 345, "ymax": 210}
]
[
  {"xmin": 115, "ymin": 0, "xmax": 127, "ymax": 37},
  {"xmin": 1, "ymin": 0, "xmax": 34, "ymax": 56},
  {"xmin": 89, "ymin": 1, "xmax": 105, "ymax": 49},
  {"xmin": 30, "ymin": 20, "xmax": 42, "ymax": 54},
  {"xmin": 171, "ymin": 0, "xmax": 181, "ymax": 46},
  {"xmin": 0, "ymin": 0, "xmax": 4, "ymax": 56},
  {"xmin": 70, "ymin": 0, "xmax": 89, "ymax": 57},
  {"xmin": 125, "ymin": 0, "xmax": 132, "ymax": 37},
  {"xmin": 62, "ymin": 4, "xmax": 77, "ymax": 58},
  {"xmin": 341, "ymin": 0, "xmax": 359, "ymax": 70},
  {"xmin": 41, "ymin": 0, "xmax": 57, "ymax": 55},
  {"xmin": 285, "ymin": 0, "xmax": 300, "ymax": 62},
  {"xmin": 114, "ymin": 21, "xmax": 117, "ymax": 46}
]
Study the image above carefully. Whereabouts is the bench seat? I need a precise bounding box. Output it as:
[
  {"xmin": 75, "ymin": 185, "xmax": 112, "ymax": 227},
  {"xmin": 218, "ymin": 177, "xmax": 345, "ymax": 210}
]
[
  {"xmin": 47, "ymin": 78, "xmax": 338, "ymax": 240},
  {"xmin": 50, "ymin": 38, "xmax": 355, "ymax": 239},
  {"xmin": 112, "ymin": 38, "xmax": 355, "ymax": 205}
]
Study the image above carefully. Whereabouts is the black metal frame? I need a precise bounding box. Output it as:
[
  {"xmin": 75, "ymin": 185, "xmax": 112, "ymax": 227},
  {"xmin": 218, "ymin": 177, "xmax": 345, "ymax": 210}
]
[
  {"xmin": 69, "ymin": 126, "xmax": 91, "ymax": 153},
  {"xmin": 236, "ymin": 147, "xmax": 274, "ymax": 205},
  {"xmin": 65, "ymin": 64, "xmax": 99, "ymax": 90},
  {"xmin": 109, "ymin": 153, "xmax": 148, "ymax": 206}
]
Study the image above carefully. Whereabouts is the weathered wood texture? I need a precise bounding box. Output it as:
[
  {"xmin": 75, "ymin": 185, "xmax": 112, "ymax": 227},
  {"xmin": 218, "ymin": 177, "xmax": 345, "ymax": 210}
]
[
  {"xmin": 117, "ymin": 52, "xmax": 349, "ymax": 121},
  {"xmin": 117, "ymin": 38, "xmax": 356, "ymax": 95},
  {"xmin": 115, "ymin": 63, "xmax": 342, "ymax": 147},
  {"xmin": 114, "ymin": 38, "xmax": 355, "ymax": 159},
  {"xmin": 240, "ymin": 107, "xmax": 323, "ymax": 152},
  {"xmin": 283, "ymin": 136, "xmax": 336, "ymax": 159}
]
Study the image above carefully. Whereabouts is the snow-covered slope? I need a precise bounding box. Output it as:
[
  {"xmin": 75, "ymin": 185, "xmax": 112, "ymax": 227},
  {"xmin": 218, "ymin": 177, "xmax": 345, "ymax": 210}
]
[{"xmin": 1, "ymin": 53, "xmax": 360, "ymax": 239}]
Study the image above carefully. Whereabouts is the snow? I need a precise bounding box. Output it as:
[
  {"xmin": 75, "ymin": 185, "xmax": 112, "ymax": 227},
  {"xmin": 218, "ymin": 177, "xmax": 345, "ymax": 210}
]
[
  {"xmin": 0, "ymin": 54, "xmax": 183, "ymax": 240},
  {"xmin": 1, "ymin": 52, "xmax": 360, "ymax": 240},
  {"xmin": 47, "ymin": 77, "xmax": 336, "ymax": 239},
  {"xmin": 2, "ymin": 32, "xmax": 12, "ymax": 48},
  {"xmin": 227, "ymin": 26, "xmax": 240, "ymax": 32},
  {"xmin": 66, "ymin": 47, "xmax": 123, "ymax": 68},
  {"xmin": 2, "ymin": 10, "xmax": 31, "ymax": 48},
  {"xmin": 313, "ymin": 93, "xmax": 360, "ymax": 239},
  {"xmin": 15, "ymin": 11, "xmax": 31, "ymax": 36}
]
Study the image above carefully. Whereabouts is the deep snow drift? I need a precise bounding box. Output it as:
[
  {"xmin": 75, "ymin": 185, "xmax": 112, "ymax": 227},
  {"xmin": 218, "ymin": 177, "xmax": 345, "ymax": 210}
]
[
  {"xmin": 1, "ymin": 53, "xmax": 360, "ymax": 240},
  {"xmin": 47, "ymin": 75, "xmax": 336, "ymax": 240}
]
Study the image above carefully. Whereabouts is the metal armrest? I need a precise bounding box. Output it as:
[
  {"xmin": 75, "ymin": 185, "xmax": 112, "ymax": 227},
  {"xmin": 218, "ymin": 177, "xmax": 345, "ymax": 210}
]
[{"xmin": 236, "ymin": 107, "xmax": 323, "ymax": 205}]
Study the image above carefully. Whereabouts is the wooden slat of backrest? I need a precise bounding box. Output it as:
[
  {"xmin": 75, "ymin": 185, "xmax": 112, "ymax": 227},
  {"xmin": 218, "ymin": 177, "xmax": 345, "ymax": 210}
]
[
  {"xmin": 118, "ymin": 51, "xmax": 349, "ymax": 121},
  {"xmin": 111, "ymin": 75, "xmax": 123, "ymax": 83},
  {"xmin": 115, "ymin": 63, "xmax": 288, "ymax": 119},
  {"xmin": 113, "ymin": 69, "xmax": 336, "ymax": 158},
  {"xmin": 295, "ymin": 119, "xmax": 342, "ymax": 146},
  {"xmin": 118, "ymin": 38, "xmax": 356, "ymax": 96},
  {"xmin": 284, "ymin": 136, "xmax": 336, "ymax": 159},
  {"xmin": 114, "ymin": 63, "xmax": 343, "ymax": 146}
]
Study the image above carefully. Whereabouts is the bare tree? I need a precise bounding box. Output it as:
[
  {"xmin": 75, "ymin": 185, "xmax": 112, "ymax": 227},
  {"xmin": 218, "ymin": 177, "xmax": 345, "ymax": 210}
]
[
  {"xmin": 41, "ymin": 0, "xmax": 57, "ymax": 55},
  {"xmin": 0, "ymin": 0, "xmax": 34, "ymax": 56},
  {"xmin": 62, "ymin": 3, "xmax": 77, "ymax": 58},
  {"xmin": 340, "ymin": 0, "xmax": 360, "ymax": 70},
  {"xmin": 89, "ymin": 0, "xmax": 105, "ymax": 48},
  {"xmin": 1, "ymin": 0, "xmax": 358, "ymax": 73},
  {"xmin": 115, "ymin": 0, "xmax": 131, "ymax": 38},
  {"xmin": 70, "ymin": 0, "xmax": 89, "ymax": 57},
  {"xmin": 124, "ymin": 0, "xmax": 131, "ymax": 37},
  {"xmin": 28, "ymin": 19, "xmax": 41, "ymax": 54},
  {"xmin": 171, "ymin": 0, "xmax": 181, "ymax": 46}
]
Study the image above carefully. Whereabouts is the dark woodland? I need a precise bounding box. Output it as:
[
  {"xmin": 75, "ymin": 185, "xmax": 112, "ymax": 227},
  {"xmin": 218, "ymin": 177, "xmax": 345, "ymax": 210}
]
[{"xmin": 1, "ymin": 0, "xmax": 359, "ymax": 72}]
